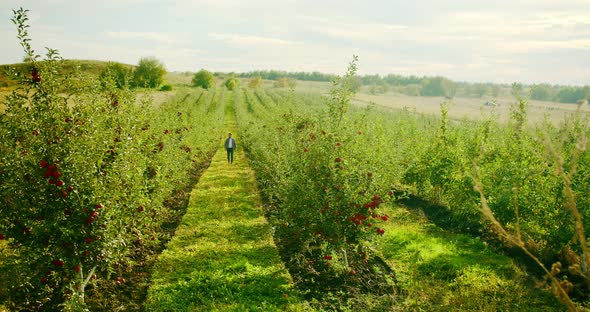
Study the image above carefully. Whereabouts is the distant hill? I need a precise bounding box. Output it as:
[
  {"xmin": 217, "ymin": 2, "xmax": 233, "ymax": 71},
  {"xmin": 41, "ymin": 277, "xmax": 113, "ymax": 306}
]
[
  {"xmin": 0, "ymin": 60, "xmax": 135, "ymax": 90},
  {"xmin": 0, "ymin": 60, "xmax": 196, "ymax": 91}
]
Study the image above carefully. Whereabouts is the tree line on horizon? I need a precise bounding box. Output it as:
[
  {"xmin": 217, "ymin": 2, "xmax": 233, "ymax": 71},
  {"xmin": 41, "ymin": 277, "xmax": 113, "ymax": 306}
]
[
  {"xmin": 4, "ymin": 57, "xmax": 588, "ymax": 104},
  {"xmin": 232, "ymin": 69, "xmax": 589, "ymax": 104}
]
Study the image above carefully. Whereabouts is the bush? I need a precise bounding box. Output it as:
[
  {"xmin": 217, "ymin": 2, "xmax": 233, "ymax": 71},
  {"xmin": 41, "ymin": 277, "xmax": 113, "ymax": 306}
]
[
  {"xmin": 224, "ymin": 77, "xmax": 238, "ymax": 90},
  {"xmin": 192, "ymin": 69, "xmax": 215, "ymax": 89},
  {"xmin": 99, "ymin": 62, "xmax": 132, "ymax": 90},
  {"xmin": 132, "ymin": 57, "xmax": 166, "ymax": 89},
  {"xmin": 248, "ymin": 76, "xmax": 262, "ymax": 89},
  {"xmin": 421, "ymin": 77, "xmax": 457, "ymax": 98},
  {"xmin": 160, "ymin": 84, "xmax": 173, "ymax": 91}
]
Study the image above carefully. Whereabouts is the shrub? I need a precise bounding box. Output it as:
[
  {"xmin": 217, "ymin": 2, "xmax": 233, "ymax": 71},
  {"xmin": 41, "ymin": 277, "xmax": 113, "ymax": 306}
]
[
  {"xmin": 192, "ymin": 69, "xmax": 215, "ymax": 89},
  {"xmin": 248, "ymin": 76, "xmax": 262, "ymax": 89},
  {"xmin": 421, "ymin": 76, "xmax": 457, "ymax": 98},
  {"xmin": 99, "ymin": 62, "xmax": 132, "ymax": 90},
  {"xmin": 160, "ymin": 84, "xmax": 173, "ymax": 91},
  {"xmin": 132, "ymin": 57, "xmax": 166, "ymax": 89},
  {"xmin": 224, "ymin": 77, "xmax": 238, "ymax": 90}
]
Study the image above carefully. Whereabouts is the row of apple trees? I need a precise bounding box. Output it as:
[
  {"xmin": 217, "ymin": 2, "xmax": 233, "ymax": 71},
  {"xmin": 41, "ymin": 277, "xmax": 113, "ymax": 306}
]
[
  {"xmin": 0, "ymin": 8, "xmax": 225, "ymax": 311},
  {"xmin": 237, "ymin": 60, "xmax": 589, "ymax": 307}
]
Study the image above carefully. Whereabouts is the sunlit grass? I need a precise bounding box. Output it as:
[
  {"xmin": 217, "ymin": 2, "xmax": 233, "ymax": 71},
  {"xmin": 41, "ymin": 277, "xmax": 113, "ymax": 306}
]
[{"xmin": 374, "ymin": 206, "xmax": 563, "ymax": 311}]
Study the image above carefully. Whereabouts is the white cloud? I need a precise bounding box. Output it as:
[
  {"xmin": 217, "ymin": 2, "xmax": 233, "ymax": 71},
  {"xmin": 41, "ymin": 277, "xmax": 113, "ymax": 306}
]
[
  {"xmin": 502, "ymin": 39, "xmax": 590, "ymax": 53},
  {"xmin": 209, "ymin": 33, "xmax": 295, "ymax": 46},
  {"xmin": 297, "ymin": 15, "xmax": 408, "ymax": 42},
  {"xmin": 538, "ymin": 12, "xmax": 590, "ymax": 27},
  {"xmin": 2, "ymin": 0, "xmax": 590, "ymax": 85},
  {"xmin": 102, "ymin": 31, "xmax": 181, "ymax": 45}
]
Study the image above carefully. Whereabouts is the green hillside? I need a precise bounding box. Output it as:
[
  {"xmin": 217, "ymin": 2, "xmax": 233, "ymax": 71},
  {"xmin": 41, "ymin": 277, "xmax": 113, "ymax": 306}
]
[{"xmin": 0, "ymin": 59, "xmax": 133, "ymax": 90}]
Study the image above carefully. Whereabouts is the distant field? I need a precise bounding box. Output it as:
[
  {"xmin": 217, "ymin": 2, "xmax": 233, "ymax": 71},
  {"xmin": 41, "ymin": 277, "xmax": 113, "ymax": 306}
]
[
  {"xmin": 353, "ymin": 91, "xmax": 590, "ymax": 124},
  {"xmin": 3, "ymin": 65, "xmax": 588, "ymax": 124},
  {"xmin": 289, "ymin": 80, "xmax": 590, "ymax": 124},
  {"xmin": 164, "ymin": 71, "xmax": 192, "ymax": 86}
]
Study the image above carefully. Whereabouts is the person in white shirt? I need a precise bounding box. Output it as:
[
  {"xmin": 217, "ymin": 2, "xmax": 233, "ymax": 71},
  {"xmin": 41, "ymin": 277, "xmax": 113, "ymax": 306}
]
[{"xmin": 224, "ymin": 133, "xmax": 236, "ymax": 164}]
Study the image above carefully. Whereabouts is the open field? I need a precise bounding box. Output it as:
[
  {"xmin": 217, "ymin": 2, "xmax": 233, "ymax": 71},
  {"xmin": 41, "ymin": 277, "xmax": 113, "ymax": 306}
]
[
  {"xmin": 288, "ymin": 80, "xmax": 590, "ymax": 124},
  {"xmin": 353, "ymin": 91, "xmax": 590, "ymax": 124},
  {"xmin": 4, "ymin": 63, "xmax": 586, "ymax": 125}
]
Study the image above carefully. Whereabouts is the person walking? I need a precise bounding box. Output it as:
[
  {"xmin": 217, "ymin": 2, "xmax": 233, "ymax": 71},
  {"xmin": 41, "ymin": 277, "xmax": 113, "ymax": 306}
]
[{"xmin": 224, "ymin": 133, "xmax": 236, "ymax": 164}]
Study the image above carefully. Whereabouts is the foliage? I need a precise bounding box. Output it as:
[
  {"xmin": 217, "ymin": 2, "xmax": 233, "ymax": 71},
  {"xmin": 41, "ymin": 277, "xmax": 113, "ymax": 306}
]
[
  {"xmin": 159, "ymin": 84, "xmax": 173, "ymax": 91},
  {"xmin": 236, "ymin": 69, "xmax": 336, "ymax": 82},
  {"xmin": 248, "ymin": 76, "xmax": 262, "ymax": 89},
  {"xmin": 470, "ymin": 83, "xmax": 488, "ymax": 98},
  {"xmin": 0, "ymin": 10, "xmax": 222, "ymax": 310},
  {"xmin": 192, "ymin": 69, "xmax": 215, "ymax": 89},
  {"xmin": 328, "ymin": 55, "xmax": 358, "ymax": 125},
  {"xmin": 421, "ymin": 76, "xmax": 457, "ymax": 98},
  {"xmin": 239, "ymin": 56, "xmax": 395, "ymax": 281},
  {"xmin": 556, "ymin": 86, "xmax": 590, "ymax": 103},
  {"xmin": 1, "ymin": 60, "xmax": 133, "ymax": 92},
  {"xmin": 99, "ymin": 62, "xmax": 132, "ymax": 90},
  {"xmin": 131, "ymin": 57, "xmax": 166, "ymax": 89},
  {"xmin": 368, "ymin": 83, "xmax": 390, "ymax": 95},
  {"xmin": 239, "ymin": 67, "xmax": 589, "ymax": 309},
  {"xmin": 224, "ymin": 76, "xmax": 239, "ymax": 90},
  {"xmin": 530, "ymin": 83, "xmax": 557, "ymax": 101},
  {"xmin": 2, "ymin": 7, "xmax": 590, "ymax": 312},
  {"xmin": 273, "ymin": 77, "xmax": 297, "ymax": 88}
]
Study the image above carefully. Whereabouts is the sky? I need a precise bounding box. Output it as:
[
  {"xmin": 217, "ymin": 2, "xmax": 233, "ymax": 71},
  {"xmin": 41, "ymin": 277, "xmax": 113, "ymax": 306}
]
[{"xmin": 1, "ymin": 0, "xmax": 589, "ymax": 86}]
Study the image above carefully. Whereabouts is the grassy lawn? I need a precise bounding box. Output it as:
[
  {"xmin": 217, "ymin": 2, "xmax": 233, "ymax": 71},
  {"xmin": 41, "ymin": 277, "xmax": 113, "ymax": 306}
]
[
  {"xmin": 373, "ymin": 205, "xmax": 563, "ymax": 311},
  {"xmin": 145, "ymin": 94, "xmax": 310, "ymax": 311}
]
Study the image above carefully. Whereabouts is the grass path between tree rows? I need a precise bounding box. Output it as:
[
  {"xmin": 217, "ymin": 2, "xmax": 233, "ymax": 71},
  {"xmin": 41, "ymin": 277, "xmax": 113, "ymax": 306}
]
[{"xmin": 144, "ymin": 93, "xmax": 310, "ymax": 311}]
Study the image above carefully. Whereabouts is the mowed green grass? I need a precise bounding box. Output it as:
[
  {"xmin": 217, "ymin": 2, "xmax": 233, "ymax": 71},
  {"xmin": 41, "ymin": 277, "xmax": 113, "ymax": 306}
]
[
  {"xmin": 145, "ymin": 94, "xmax": 310, "ymax": 311},
  {"xmin": 373, "ymin": 205, "xmax": 563, "ymax": 311}
]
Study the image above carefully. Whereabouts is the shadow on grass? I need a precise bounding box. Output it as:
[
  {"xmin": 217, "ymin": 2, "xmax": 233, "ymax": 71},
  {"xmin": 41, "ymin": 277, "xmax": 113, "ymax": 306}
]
[
  {"xmin": 395, "ymin": 193, "xmax": 547, "ymax": 276},
  {"xmin": 376, "ymin": 206, "xmax": 563, "ymax": 311}
]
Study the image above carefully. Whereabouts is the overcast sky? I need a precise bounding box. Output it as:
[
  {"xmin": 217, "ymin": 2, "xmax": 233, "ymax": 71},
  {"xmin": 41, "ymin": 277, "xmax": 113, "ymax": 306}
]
[{"xmin": 1, "ymin": 0, "xmax": 589, "ymax": 85}]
